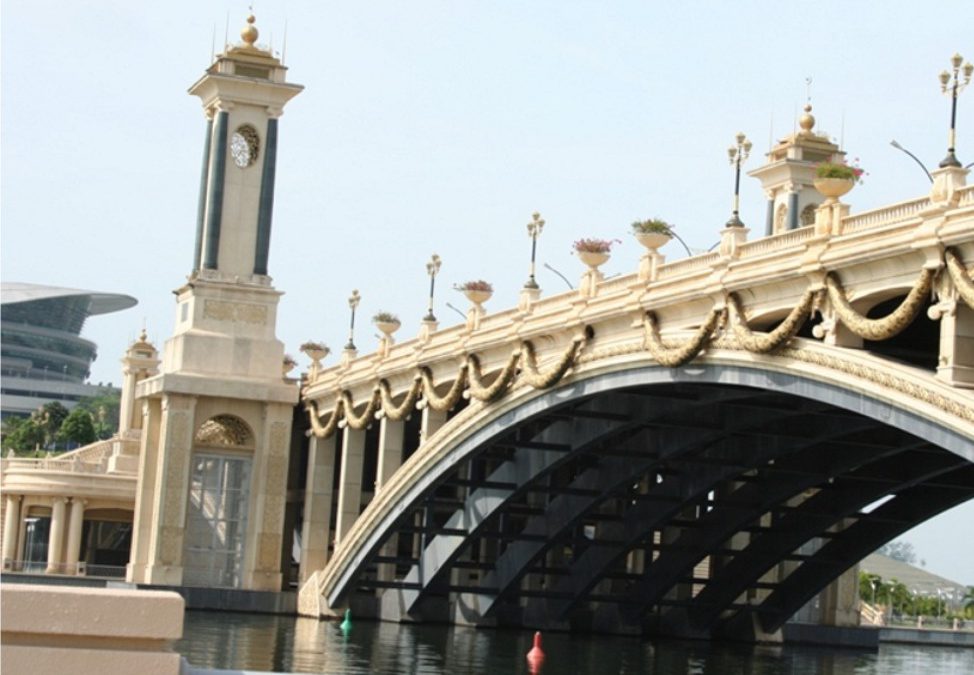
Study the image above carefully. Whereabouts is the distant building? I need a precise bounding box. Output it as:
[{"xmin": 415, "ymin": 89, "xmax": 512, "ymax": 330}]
[
  {"xmin": 860, "ymin": 553, "xmax": 969, "ymax": 609},
  {"xmin": 0, "ymin": 282, "xmax": 136, "ymax": 419}
]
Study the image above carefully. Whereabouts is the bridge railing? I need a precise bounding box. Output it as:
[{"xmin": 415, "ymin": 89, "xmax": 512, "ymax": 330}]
[
  {"xmin": 956, "ymin": 184, "xmax": 974, "ymax": 206},
  {"xmin": 305, "ymin": 185, "xmax": 974, "ymax": 406},
  {"xmin": 655, "ymin": 251, "xmax": 721, "ymax": 280},
  {"xmin": 737, "ymin": 226, "xmax": 815, "ymax": 259},
  {"xmin": 840, "ymin": 195, "xmax": 930, "ymax": 234}
]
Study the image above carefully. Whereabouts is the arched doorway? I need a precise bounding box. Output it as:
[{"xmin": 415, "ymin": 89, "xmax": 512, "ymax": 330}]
[{"xmin": 183, "ymin": 414, "xmax": 255, "ymax": 588}]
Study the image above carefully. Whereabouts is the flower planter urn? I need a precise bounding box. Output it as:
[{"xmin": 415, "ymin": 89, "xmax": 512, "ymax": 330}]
[
  {"xmin": 463, "ymin": 289, "xmax": 493, "ymax": 306},
  {"xmin": 374, "ymin": 320, "xmax": 401, "ymax": 338},
  {"xmin": 577, "ymin": 250, "xmax": 610, "ymax": 270},
  {"xmin": 814, "ymin": 177, "xmax": 855, "ymax": 204},
  {"xmin": 634, "ymin": 231, "xmax": 671, "ymax": 252}
]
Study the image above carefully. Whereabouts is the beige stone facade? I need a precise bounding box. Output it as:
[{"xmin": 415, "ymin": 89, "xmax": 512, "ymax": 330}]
[{"xmin": 126, "ymin": 25, "xmax": 301, "ymax": 591}]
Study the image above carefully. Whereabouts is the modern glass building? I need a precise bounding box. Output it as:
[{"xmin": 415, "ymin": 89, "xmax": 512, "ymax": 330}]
[{"xmin": 1, "ymin": 282, "xmax": 136, "ymax": 418}]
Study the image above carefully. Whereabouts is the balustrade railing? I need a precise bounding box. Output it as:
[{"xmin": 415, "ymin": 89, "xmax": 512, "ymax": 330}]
[
  {"xmin": 1, "ymin": 457, "xmax": 107, "ymax": 475},
  {"xmin": 737, "ymin": 227, "xmax": 815, "ymax": 259},
  {"xmin": 655, "ymin": 251, "xmax": 720, "ymax": 280},
  {"xmin": 841, "ymin": 196, "xmax": 929, "ymax": 234},
  {"xmin": 1, "ymin": 560, "xmax": 127, "ymax": 578}
]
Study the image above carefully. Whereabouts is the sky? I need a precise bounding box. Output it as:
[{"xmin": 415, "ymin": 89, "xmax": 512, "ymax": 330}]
[{"xmin": 2, "ymin": 2, "xmax": 973, "ymax": 585}]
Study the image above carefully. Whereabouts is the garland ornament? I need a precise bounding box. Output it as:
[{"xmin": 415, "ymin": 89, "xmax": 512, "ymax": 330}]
[
  {"xmin": 728, "ymin": 288, "xmax": 819, "ymax": 353},
  {"xmin": 306, "ymin": 398, "xmax": 344, "ymax": 439},
  {"xmin": 520, "ymin": 335, "xmax": 585, "ymax": 389},
  {"xmin": 379, "ymin": 376, "xmax": 423, "ymax": 422},
  {"xmin": 825, "ymin": 267, "xmax": 935, "ymax": 341},
  {"xmin": 945, "ymin": 249, "xmax": 974, "ymax": 308},
  {"xmin": 340, "ymin": 388, "xmax": 382, "ymax": 430},
  {"xmin": 420, "ymin": 364, "xmax": 468, "ymax": 412},
  {"xmin": 643, "ymin": 308, "xmax": 723, "ymax": 367},
  {"xmin": 467, "ymin": 350, "xmax": 521, "ymax": 402}
]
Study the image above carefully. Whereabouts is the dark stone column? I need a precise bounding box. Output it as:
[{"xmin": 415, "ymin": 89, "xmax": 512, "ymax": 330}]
[
  {"xmin": 254, "ymin": 118, "xmax": 279, "ymax": 276},
  {"xmin": 764, "ymin": 198, "xmax": 774, "ymax": 236},
  {"xmin": 192, "ymin": 117, "xmax": 214, "ymax": 272},
  {"xmin": 203, "ymin": 111, "xmax": 229, "ymax": 270},
  {"xmin": 787, "ymin": 191, "xmax": 799, "ymax": 231}
]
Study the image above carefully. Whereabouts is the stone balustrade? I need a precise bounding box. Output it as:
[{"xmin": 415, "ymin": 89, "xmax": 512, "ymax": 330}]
[{"xmin": 304, "ymin": 186, "xmax": 974, "ymax": 417}]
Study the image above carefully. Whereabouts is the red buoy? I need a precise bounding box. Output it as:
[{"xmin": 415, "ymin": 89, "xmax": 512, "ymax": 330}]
[{"xmin": 526, "ymin": 631, "xmax": 545, "ymax": 673}]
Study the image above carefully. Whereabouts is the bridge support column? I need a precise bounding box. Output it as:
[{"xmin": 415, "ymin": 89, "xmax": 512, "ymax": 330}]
[
  {"xmin": 335, "ymin": 429, "xmax": 365, "ymax": 544},
  {"xmin": 376, "ymin": 419, "xmax": 404, "ymax": 582},
  {"xmin": 936, "ymin": 301, "xmax": 974, "ymax": 388},
  {"xmin": 421, "ymin": 408, "xmax": 447, "ymax": 442},
  {"xmin": 300, "ymin": 435, "xmax": 336, "ymax": 583}
]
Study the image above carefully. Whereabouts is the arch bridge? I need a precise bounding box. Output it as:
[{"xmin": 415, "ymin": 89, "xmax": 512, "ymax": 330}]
[{"xmin": 298, "ymin": 180, "xmax": 974, "ymax": 640}]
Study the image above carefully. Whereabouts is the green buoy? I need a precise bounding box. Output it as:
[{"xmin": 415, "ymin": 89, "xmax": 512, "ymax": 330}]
[{"xmin": 340, "ymin": 608, "xmax": 352, "ymax": 632}]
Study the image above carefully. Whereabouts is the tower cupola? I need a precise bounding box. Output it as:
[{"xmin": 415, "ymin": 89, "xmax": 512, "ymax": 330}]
[{"xmin": 747, "ymin": 105, "xmax": 845, "ymax": 235}]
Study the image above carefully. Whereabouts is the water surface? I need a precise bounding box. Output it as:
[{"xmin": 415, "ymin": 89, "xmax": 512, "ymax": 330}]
[{"xmin": 175, "ymin": 610, "xmax": 974, "ymax": 674}]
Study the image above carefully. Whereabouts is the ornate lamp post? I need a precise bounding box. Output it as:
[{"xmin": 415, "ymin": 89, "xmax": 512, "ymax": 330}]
[
  {"xmin": 726, "ymin": 132, "xmax": 753, "ymax": 227},
  {"xmin": 938, "ymin": 52, "xmax": 973, "ymax": 168},
  {"xmin": 524, "ymin": 212, "xmax": 545, "ymax": 289},
  {"xmin": 344, "ymin": 289, "xmax": 360, "ymax": 351},
  {"xmin": 423, "ymin": 254, "xmax": 442, "ymax": 322}
]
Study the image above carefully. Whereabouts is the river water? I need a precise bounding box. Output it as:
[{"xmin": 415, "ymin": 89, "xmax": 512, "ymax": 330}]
[{"xmin": 175, "ymin": 610, "xmax": 974, "ymax": 674}]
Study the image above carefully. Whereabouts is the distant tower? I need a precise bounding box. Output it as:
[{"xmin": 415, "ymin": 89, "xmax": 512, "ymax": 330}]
[
  {"xmin": 748, "ymin": 105, "xmax": 843, "ymax": 235},
  {"xmin": 117, "ymin": 329, "xmax": 159, "ymax": 437},
  {"xmin": 128, "ymin": 15, "xmax": 302, "ymax": 591}
]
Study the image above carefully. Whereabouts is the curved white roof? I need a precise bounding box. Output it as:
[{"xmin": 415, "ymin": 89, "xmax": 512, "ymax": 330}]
[{"xmin": 1, "ymin": 282, "xmax": 137, "ymax": 316}]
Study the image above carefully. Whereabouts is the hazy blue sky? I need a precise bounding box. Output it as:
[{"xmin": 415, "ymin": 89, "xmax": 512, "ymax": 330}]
[{"xmin": 2, "ymin": 1, "xmax": 972, "ymax": 584}]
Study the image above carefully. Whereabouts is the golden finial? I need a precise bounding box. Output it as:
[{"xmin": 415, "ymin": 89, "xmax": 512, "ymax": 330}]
[
  {"xmin": 241, "ymin": 13, "xmax": 259, "ymax": 46},
  {"xmin": 798, "ymin": 103, "xmax": 815, "ymax": 136}
]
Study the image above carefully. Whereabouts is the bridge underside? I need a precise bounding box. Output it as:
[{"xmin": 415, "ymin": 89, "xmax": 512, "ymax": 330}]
[{"xmin": 329, "ymin": 379, "xmax": 973, "ymax": 641}]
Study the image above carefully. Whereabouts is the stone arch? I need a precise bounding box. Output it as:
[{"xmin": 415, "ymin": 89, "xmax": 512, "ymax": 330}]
[
  {"xmin": 317, "ymin": 349, "xmax": 972, "ymax": 629},
  {"xmin": 194, "ymin": 414, "xmax": 254, "ymax": 448},
  {"xmin": 800, "ymin": 203, "xmax": 816, "ymax": 226},
  {"xmin": 184, "ymin": 414, "xmax": 256, "ymax": 588}
]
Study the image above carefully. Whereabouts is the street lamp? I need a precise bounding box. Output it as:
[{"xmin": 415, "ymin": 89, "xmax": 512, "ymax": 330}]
[
  {"xmin": 726, "ymin": 131, "xmax": 753, "ymax": 227},
  {"xmin": 938, "ymin": 52, "xmax": 973, "ymax": 168},
  {"xmin": 345, "ymin": 289, "xmax": 360, "ymax": 351},
  {"xmin": 524, "ymin": 211, "xmax": 545, "ymax": 289},
  {"xmin": 423, "ymin": 254, "xmax": 442, "ymax": 322}
]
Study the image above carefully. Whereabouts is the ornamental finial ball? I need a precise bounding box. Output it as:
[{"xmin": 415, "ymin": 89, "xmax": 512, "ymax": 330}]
[
  {"xmin": 241, "ymin": 14, "xmax": 259, "ymax": 45},
  {"xmin": 799, "ymin": 103, "xmax": 815, "ymax": 134}
]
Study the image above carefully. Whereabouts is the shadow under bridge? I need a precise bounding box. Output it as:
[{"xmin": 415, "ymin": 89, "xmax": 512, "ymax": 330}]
[{"xmin": 322, "ymin": 364, "xmax": 974, "ymax": 640}]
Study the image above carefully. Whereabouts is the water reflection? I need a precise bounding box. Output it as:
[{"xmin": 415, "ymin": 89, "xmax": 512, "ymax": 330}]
[{"xmin": 176, "ymin": 611, "xmax": 974, "ymax": 675}]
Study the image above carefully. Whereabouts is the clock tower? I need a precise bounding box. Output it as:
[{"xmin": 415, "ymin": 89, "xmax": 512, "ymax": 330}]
[{"xmin": 128, "ymin": 15, "xmax": 303, "ymax": 592}]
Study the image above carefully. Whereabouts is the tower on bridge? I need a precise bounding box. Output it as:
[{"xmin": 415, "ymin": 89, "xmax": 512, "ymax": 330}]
[
  {"xmin": 127, "ymin": 15, "xmax": 302, "ymax": 591},
  {"xmin": 748, "ymin": 104, "xmax": 843, "ymax": 236}
]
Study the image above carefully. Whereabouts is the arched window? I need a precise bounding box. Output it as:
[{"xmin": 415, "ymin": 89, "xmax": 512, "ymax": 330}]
[
  {"xmin": 800, "ymin": 204, "xmax": 817, "ymax": 227},
  {"xmin": 194, "ymin": 415, "xmax": 253, "ymax": 448},
  {"xmin": 185, "ymin": 414, "xmax": 254, "ymax": 588}
]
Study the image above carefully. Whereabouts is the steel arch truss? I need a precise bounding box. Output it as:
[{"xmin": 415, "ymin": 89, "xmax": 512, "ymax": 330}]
[{"xmin": 327, "ymin": 368, "xmax": 974, "ymax": 639}]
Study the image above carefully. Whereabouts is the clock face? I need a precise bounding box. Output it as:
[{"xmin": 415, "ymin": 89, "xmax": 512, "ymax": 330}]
[
  {"xmin": 230, "ymin": 132, "xmax": 252, "ymax": 168},
  {"xmin": 230, "ymin": 125, "xmax": 259, "ymax": 168}
]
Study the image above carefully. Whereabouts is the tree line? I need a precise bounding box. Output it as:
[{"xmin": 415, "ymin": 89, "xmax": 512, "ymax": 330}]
[
  {"xmin": 859, "ymin": 571, "xmax": 974, "ymax": 620},
  {"xmin": 2, "ymin": 392, "xmax": 120, "ymax": 455}
]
